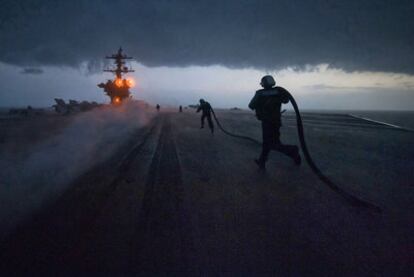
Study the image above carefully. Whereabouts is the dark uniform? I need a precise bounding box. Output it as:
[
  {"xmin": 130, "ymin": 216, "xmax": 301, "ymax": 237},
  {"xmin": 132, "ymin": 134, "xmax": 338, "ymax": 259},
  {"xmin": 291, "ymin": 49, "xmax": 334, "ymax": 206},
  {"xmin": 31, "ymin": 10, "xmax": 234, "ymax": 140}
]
[
  {"xmin": 249, "ymin": 83, "xmax": 300, "ymax": 169},
  {"xmin": 156, "ymin": 104, "xmax": 160, "ymax": 112},
  {"xmin": 197, "ymin": 99, "xmax": 214, "ymax": 133}
]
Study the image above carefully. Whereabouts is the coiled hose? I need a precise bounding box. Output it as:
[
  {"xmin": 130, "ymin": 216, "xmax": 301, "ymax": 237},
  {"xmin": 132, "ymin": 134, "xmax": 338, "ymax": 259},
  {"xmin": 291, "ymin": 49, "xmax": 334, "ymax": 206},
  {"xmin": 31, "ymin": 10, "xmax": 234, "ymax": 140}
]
[{"xmin": 210, "ymin": 94, "xmax": 382, "ymax": 213}]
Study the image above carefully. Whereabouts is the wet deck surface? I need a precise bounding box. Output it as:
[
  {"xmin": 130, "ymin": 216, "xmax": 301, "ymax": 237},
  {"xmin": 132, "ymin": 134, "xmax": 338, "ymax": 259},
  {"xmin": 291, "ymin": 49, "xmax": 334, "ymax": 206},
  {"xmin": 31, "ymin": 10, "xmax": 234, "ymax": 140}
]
[{"xmin": 1, "ymin": 111, "xmax": 413, "ymax": 275}]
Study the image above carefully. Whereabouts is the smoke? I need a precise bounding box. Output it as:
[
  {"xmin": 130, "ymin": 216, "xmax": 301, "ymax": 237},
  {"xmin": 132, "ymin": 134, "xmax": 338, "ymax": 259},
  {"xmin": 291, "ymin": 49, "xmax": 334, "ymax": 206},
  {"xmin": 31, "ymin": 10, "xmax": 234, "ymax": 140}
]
[{"xmin": 0, "ymin": 101, "xmax": 153, "ymax": 238}]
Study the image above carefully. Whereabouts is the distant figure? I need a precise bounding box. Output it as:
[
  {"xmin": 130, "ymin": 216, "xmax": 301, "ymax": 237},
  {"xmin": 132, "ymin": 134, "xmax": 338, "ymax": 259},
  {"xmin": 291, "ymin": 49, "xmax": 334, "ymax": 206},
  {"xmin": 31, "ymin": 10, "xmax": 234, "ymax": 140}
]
[
  {"xmin": 156, "ymin": 104, "xmax": 160, "ymax": 112},
  {"xmin": 249, "ymin": 75, "xmax": 301, "ymax": 169},
  {"xmin": 197, "ymin": 99, "xmax": 214, "ymax": 134},
  {"xmin": 179, "ymin": 105, "xmax": 183, "ymax": 112}
]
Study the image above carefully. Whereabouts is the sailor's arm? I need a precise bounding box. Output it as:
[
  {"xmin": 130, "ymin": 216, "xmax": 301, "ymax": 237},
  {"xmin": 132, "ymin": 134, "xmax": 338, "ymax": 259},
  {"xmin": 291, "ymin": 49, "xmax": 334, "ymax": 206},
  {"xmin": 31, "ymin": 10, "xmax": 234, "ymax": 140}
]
[{"xmin": 248, "ymin": 92, "xmax": 258, "ymax": 110}]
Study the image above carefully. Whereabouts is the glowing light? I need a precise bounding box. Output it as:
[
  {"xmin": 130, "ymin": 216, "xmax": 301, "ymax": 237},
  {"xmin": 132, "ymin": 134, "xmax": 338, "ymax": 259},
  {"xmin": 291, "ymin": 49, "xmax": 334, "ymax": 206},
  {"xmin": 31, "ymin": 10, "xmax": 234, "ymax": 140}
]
[
  {"xmin": 126, "ymin": 78, "xmax": 135, "ymax": 88},
  {"xmin": 114, "ymin": 78, "xmax": 123, "ymax": 87},
  {"xmin": 114, "ymin": 97, "xmax": 121, "ymax": 104}
]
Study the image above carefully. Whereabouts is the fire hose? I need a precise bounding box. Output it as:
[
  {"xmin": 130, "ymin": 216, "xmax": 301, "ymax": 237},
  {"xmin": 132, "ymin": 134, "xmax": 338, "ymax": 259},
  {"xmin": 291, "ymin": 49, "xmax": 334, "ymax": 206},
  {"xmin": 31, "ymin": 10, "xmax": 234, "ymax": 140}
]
[{"xmin": 210, "ymin": 93, "xmax": 382, "ymax": 213}]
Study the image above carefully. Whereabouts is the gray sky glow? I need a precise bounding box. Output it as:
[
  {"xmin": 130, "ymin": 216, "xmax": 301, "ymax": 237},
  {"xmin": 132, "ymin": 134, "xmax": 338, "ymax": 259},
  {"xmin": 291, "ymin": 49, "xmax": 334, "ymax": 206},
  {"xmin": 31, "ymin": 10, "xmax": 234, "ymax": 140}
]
[{"xmin": 1, "ymin": 0, "xmax": 413, "ymax": 110}]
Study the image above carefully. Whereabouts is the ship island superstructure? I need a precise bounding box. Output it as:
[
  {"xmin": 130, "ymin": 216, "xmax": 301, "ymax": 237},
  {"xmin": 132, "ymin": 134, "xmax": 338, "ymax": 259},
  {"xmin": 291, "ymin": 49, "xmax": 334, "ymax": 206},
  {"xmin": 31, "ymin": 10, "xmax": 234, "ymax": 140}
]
[{"xmin": 98, "ymin": 47, "xmax": 135, "ymax": 104}]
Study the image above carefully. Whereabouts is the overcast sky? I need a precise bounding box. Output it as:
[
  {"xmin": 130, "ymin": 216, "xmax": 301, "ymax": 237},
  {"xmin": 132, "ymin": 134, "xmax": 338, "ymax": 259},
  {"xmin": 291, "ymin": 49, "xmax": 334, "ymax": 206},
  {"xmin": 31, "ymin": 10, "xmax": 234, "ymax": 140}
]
[{"xmin": 1, "ymin": 0, "xmax": 413, "ymax": 110}]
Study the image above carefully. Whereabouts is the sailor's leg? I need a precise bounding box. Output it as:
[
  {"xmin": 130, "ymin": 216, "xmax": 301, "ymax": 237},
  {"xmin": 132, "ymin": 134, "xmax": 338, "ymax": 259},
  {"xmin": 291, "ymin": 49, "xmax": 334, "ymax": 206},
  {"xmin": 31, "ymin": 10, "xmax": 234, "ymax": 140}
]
[
  {"xmin": 272, "ymin": 126, "xmax": 301, "ymax": 164},
  {"xmin": 207, "ymin": 115, "xmax": 214, "ymax": 133},
  {"xmin": 200, "ymin": 114, "xmax": 205, "ymax": 128},
  {"xmin": 258, "ymin": 121, "xmax": 273, "ymax": 164}
]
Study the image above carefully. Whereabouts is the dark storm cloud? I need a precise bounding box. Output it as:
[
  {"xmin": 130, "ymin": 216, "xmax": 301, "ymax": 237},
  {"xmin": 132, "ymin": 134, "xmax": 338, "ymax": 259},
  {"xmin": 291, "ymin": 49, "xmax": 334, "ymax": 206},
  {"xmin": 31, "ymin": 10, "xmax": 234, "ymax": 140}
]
[
  {"xmin": 1, "ymin": 0, "xmax": 413, "ymax": 73},
  {"xmin": 20, "ymin": 67, "xmax": 44, "ymax": 74}
]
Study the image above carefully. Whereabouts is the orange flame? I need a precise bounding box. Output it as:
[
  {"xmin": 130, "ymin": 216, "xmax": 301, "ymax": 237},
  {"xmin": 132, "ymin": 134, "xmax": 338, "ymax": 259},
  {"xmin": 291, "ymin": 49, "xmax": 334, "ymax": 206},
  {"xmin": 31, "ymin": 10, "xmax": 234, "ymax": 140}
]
[
  {"xmin": 114, "ymin": 78, "xmax": 123, "ymax": 87},
  {"xmin": 114, "ymin": 97, "xmax": 121, "ymax": 104},
  {"xmin": 126, "ymin": 78, "xmax": 135, "ymax": 88}
]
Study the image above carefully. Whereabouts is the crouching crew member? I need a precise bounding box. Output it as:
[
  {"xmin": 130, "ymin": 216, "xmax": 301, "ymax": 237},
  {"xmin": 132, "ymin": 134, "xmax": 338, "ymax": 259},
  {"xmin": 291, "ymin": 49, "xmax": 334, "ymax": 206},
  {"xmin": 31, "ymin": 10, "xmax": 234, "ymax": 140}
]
[
  {"xmin": 197, "ymin": 99, "xmax": 214, "ymax": 134},
  {"xmin": 249, "ymin": 75, "xmax": 301, "ymax": 169}
]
